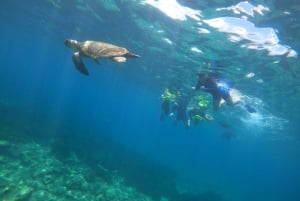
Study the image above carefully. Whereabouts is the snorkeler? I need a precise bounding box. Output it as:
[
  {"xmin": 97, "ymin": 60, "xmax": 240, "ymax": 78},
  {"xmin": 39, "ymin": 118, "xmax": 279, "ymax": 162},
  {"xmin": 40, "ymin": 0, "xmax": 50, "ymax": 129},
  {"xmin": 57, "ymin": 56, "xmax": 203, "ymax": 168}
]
[
  {"xmin": 172, "ymin": 95, "xmax": 190, "ymax": 127},
  {"xmin": 160, "ymin": 88, "xmax": 191, "ymax": 127},
  {"xmin": 194, "ymin": 72, "xmax": 241, "ymax": 110},
  {"xmin": 160, "ymin": 88, "xmax": 177, "ymax": 121},
  {"xmin": 186, "ymin": 93, "xmax": 214, "ymax": 126}
]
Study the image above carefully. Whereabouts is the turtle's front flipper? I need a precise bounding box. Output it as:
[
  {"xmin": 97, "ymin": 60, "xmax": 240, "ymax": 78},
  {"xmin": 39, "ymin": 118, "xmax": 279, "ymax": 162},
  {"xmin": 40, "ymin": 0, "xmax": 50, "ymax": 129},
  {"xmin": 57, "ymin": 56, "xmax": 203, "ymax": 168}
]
[
  {"xmin": 94, "ymin": 59, "xmax": 100, "ymax": 64},
  {"xmin": 72, "ymin": 52, "xmax": 89, "ymax": 76}
]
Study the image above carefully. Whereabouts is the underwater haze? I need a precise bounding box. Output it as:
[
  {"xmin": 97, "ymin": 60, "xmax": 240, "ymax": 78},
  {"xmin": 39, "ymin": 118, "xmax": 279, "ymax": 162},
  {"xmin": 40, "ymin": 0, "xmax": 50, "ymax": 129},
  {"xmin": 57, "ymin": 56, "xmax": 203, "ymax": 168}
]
[{"xmin": 1, "ymin": 0, "xmax": 300, "ymax": 201}]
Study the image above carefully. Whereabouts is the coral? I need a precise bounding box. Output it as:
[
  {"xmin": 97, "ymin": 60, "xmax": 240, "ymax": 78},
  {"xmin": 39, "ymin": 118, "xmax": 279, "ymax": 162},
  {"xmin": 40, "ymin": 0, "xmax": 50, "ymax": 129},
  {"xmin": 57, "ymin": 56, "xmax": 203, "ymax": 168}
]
[
  {"xmin": 0, "ymin": 140, "xmax": 10, "ymax": 154},
  {"xmin": 0, "ymin": 140, "xmax": 154, "ymax": 201},
  {"xmin": 0, "ymin": 182, "xmax": 33, "ymax": 201}
]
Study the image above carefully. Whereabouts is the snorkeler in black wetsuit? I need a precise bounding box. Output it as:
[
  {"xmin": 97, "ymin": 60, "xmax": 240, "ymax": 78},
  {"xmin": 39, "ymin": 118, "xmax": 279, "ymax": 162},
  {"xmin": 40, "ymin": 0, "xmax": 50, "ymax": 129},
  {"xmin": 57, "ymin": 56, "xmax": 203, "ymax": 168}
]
[
  {"xmin": 194, "ymin": 72, "xmax": 234, "ymax": 110},
  {"xmin": 172, "ymin": 96, "xmax": 189, "ymax": 127}
]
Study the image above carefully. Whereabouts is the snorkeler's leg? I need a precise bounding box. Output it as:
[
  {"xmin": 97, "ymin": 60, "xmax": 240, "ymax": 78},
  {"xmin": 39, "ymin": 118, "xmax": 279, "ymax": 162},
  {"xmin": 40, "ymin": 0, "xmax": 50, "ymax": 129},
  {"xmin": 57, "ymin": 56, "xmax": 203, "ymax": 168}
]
[
  {"xmin": 225, "ymin": 96, "xmax": 234, "ymax": 106},
  {"xmin": 162, "ymin": 102, "xmax": 170, "ymax": 114},
  {"xmin": 186, "ymin": 109, "xmax": 193, "ymax": 127},
  {"xmin": 229, "ymin": 89, "xmax": 242, "ymax": 105},
  {"xmin": 160, "ymin": 102, "xmax": 170, "ymax": 121},
  {"xmin": 213, "ymin": 98, "xmax": 222, "ymax": 110}
]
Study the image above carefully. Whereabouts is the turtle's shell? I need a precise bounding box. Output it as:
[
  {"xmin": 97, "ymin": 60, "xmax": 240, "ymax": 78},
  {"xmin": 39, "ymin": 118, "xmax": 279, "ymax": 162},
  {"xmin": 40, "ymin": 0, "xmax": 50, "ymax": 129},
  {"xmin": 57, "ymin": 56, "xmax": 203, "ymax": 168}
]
[{"xmin": 80, "ymin": 41, "xmax": 129, "ymax": 59}]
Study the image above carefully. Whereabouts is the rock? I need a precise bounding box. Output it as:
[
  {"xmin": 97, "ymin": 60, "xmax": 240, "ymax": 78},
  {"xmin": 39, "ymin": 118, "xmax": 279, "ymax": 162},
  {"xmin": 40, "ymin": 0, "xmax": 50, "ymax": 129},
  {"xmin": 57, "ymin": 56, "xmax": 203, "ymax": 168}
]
[
  {"xmin": 0, "ymin": 140, "xmax": 9, "ymax": 146},
  {"xmin": 1, "ymin": 183, "xmax": 33, "ymax": 201},
  {"xmin": 0, "ymin": 140, "xmax": 10, "ymax": 153},
  {"xmin": 65, "ymin": 174, "xmax": 88, "ymax": 190}
]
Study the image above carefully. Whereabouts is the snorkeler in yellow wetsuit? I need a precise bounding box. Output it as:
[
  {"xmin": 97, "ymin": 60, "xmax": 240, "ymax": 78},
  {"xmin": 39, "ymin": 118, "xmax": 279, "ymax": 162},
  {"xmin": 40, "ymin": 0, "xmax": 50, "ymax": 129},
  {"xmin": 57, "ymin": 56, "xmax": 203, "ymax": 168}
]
[
  {"xmin": 160, "ymin": 88, "xmax": 177, "ymax": 121},
  {"xmin": 187, "ymin": 93, "xmax": 213, "ymax": 126}
]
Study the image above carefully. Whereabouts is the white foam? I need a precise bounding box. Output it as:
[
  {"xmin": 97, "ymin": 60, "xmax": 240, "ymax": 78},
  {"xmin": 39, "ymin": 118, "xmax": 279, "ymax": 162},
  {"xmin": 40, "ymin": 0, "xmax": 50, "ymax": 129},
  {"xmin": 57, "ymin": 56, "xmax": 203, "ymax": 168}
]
[
  {"xmin": 203, "ymin": 17, "xmax": 296, "ymax": 57},
  {"xmin": 142, "ymin": 0, "xmax": 201, "ymax": 21},
  {"xmin": 163, "ymin": 38, "xmax": 173, "ymax": 44},
  {"xmin": 245, "ymin": 72, "xmax": 255, "ymax": 78},
  {"xmin": 198, "ymin": 28, "xmax": 210, "ymax": 34},
  {"xmin": 217, "ymin": 1, "xmax": 269, "ymax": 17},
  {"xmin": 190, "ymin": 47, "xmax": 203, "ymax": 53}
]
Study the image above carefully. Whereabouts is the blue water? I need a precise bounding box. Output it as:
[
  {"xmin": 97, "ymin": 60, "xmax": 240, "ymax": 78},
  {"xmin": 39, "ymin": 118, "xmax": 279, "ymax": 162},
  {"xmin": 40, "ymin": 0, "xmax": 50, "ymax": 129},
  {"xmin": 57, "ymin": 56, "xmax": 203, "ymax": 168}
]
[{"xmin": 1, "ymin": 1, "xmax": 300, "ymax": 201}]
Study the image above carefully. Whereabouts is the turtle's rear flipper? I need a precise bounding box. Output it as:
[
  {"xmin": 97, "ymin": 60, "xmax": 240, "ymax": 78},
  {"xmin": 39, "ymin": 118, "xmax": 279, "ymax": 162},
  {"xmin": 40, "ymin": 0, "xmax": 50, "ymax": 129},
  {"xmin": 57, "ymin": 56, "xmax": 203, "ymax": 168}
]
[
  {"xmin": 112, "ymin": 57, "xmax": 126, "ymax": 63},
  {"xmin": 126, "ymin": 52, "xmax": 140, "ymax": 58},
  {"xmin": 72, "ymin": 52, "xmax": 89, "ymax": 76}
]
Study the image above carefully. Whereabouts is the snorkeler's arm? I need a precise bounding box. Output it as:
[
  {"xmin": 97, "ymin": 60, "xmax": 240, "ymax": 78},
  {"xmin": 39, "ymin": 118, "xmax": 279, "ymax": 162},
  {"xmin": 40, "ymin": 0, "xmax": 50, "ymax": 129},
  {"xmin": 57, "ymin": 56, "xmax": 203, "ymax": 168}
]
[
  {"xmin": 170, "ymin": 102, "xmax": 178, "ymax": 114},
  {"xmin": 193, "ymin": 80, "xmax": 203, "ymax": 90}
]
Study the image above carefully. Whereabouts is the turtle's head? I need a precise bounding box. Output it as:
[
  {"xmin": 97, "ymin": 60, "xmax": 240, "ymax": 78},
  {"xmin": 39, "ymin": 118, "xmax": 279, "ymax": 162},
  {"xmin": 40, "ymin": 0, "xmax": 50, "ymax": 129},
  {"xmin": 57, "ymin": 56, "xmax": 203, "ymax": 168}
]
[{"xmin": 64, "ymin": 39, "xmax": 80, "ymax": 50}]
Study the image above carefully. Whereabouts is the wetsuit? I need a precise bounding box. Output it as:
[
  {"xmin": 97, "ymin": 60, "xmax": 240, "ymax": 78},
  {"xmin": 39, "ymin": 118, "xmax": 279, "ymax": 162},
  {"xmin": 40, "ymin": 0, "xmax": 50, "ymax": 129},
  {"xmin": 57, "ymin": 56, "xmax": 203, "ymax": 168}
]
[{"xmin": 195, "ymin": 73, "xmax": 233, "ymax": 109}]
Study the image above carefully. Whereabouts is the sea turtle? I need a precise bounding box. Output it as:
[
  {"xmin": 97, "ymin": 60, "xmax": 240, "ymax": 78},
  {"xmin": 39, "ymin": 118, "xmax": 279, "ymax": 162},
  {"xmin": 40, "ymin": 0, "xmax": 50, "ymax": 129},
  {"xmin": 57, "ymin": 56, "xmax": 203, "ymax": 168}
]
[{"xmin": 64, "ymin": 39, "xmax": 140, "ymax": 75}]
